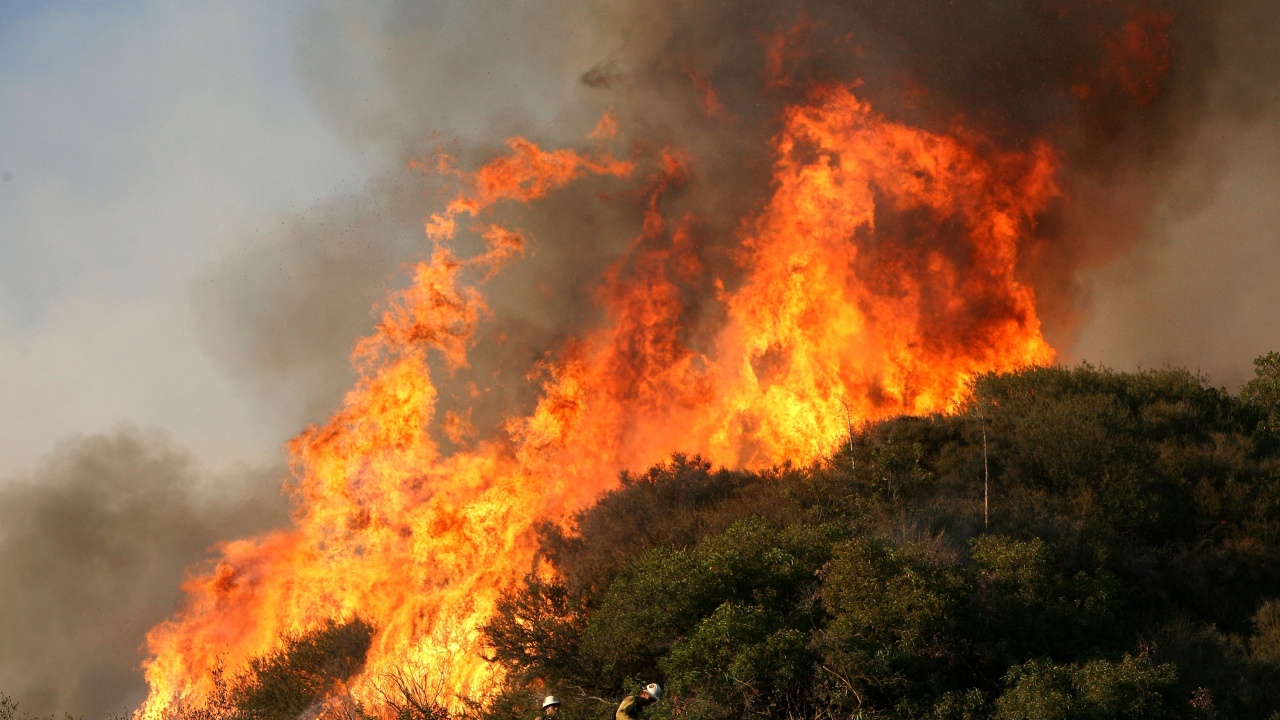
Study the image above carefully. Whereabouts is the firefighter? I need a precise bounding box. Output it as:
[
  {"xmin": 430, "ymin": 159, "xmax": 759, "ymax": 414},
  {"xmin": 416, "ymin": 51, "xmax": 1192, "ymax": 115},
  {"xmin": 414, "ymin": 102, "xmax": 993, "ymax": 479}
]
[
  {"xmin": 541, "ymin": 696, "xmax": 561, "ymax": 717},
  {"xmin": 615, "ymin": 683, "xmax": 661, "ymax": 720}
]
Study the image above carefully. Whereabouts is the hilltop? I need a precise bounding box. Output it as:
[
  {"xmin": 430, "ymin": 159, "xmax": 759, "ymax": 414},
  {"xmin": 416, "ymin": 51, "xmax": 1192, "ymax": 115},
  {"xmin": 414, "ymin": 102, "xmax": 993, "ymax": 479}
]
[{"xmin": 9, "ymin": 355, "xmax": 1280, "ymax": 720}]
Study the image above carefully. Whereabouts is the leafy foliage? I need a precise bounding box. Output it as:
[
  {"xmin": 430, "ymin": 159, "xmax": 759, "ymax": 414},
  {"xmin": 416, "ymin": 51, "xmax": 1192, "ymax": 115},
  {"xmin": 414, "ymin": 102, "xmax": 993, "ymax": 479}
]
[
  {"xmin": 662, "ymin": 603, "xmax": 811, "ymax": 720},
  {"xmin": 815, "ymin": 537, "xmax": 967, "ymax": 713},
  {"xmin": 579, "ymin": 519, "xmax": 839, "ymax": 693},
  {"xmin": 159, "ymin": 616, "xmax": 376, "ymax": 720},
  {"xmin": 483, "ymin": 575, "xmax": 589, "ymax": 682},
  {"xmin": 967, "ymin": 536, "xmax": 1124, "ymax": 668},
  {"xmin": 1241, "ymin": 352, "xmax": 1280, "ymax": 447},
  {"xmin": 993, "ymin": 655, "xmax": 1188, "ymax": 720},
  {"xmin": 480, "ymin": 355, "xmax": 1280, "ymax": 720},
  {"xmin": 228, "ymin": 617, "xmax": 375, "ymax": 720}
]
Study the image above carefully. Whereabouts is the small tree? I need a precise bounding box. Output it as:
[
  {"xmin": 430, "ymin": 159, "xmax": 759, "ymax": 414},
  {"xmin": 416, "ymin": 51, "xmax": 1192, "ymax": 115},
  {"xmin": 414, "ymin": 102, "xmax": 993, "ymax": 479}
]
[
  {"xmin": 1241, "ymin": 352, "xmax": 1280, "ymax": 445},
  {"xmin": 814, "ymin": 537, "xmax": 967, "ymax": 714},
  {"xmin": 482, "ymin": 575, "xmax": 589, "ymax": 683},
  {"xmin": 173, "ymin": 617, "xmax": 376, "ymax": 720},
  {"xmin": 661, "ymin": 603, "xmax": 811, "ymax": 720}
]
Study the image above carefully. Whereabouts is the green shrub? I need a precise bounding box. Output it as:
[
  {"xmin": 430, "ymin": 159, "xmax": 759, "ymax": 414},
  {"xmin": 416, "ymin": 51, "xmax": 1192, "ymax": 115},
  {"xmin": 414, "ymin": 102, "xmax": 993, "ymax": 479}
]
[
  {"xmin": 578, "ymin": 519, "xmax": 837, "ymax": 691},
  {"xmin": 993, "ymin": 655, "xmax": 1188, "ymax": 720},
  {"xmin": 174, "ymin": 617, "xmax": 377, "ymax": 720},
  {"xmin": 1242, "ymin": 352, "xmax": 1280, "ymax": 447},
  {"xmin": 968, "ymin": 536, "xmax": 1124, "ymax": 667},
  {"xmin": 482, "ymin": 575, "xmax": 589, "ymax": 683},
  {"xmin": 815, "ymin": 537, "xmax": 968, "ymax": 713},
  {"xmin": 661, "ymin": 603, "xmax": 811, "ymax": 720}
]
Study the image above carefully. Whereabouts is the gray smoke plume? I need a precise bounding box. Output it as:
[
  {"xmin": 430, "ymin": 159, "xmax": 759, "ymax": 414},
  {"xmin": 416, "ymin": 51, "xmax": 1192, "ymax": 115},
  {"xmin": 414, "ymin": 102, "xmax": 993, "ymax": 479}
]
[
  {"xmin": 191, "ymin": 0, "xmax": 635, "ymax": 437},
  {"xmin": 0, "ymin": 429, "xmax": 287, "ymax": 719},
  {"xmin": 190, "ymin": 171, "xmax": 430, "ymax": 429},
  {"xmin": 1068, "ymin": 0, "xmax": 1280, "ymax": 387},
  {"xmin": 195, "ymin": 0, "xmax": 1280, "ymax": 433}
]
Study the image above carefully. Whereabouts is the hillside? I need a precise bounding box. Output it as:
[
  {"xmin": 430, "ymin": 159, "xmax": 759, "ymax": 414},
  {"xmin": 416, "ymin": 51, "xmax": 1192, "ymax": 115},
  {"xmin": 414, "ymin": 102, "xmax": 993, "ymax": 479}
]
[
  {"xmin": 478, "ymin": 355, "xmax": 1280, "ymax": 720},
  {"xmin": 9, "ymin": 356, "xmax": 1280, "ymax": 720}
]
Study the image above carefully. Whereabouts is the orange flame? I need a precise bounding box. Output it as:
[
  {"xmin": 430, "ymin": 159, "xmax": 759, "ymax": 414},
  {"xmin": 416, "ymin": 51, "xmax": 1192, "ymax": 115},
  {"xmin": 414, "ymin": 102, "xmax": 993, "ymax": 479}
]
[{"xmin": 139, "ymin": 86, "xmax": 1056, "ymax": 717}]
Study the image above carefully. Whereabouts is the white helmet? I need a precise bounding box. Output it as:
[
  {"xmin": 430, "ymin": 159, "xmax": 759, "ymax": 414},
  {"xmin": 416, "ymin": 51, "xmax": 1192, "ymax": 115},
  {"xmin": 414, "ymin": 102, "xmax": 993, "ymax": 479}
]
[
  {"xmin": 542, "ymin": 696, "xmax": 561, "ymax": 709},
  {"xmin": 644, "ymin": 683, "xmax": 662, "ymax": 701}
]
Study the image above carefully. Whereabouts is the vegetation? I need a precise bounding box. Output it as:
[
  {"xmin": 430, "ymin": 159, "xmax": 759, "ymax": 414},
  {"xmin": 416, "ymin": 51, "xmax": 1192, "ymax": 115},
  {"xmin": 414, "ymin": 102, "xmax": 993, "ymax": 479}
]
[
  {"xmin": 13, "ymin": 358, "xmax": 1280, "ymax": 720},
  {"xmin": 480, "ymin": 358, "xmax": 1280, "ymax": 720},
  {"xmin": 168, "ymin": 616, "xmax": 375, "ymax": 720}
]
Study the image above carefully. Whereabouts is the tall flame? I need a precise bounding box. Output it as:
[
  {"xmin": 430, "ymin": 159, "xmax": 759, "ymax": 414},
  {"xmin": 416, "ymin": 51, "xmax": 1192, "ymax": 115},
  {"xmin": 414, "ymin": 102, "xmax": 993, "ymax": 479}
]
[{"xmin": 139, "ymin": 84, "xmax": 1057, "ymax": 717}]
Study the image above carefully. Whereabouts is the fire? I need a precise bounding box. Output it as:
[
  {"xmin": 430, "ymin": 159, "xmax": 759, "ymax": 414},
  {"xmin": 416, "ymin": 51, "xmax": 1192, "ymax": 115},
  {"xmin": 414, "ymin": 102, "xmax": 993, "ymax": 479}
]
[
  {"xmin": 139, "ymin": 80, "xmax": 1058, "ymax": 718},
  {"xmin": 703, "ymin": 86, "xmax": 1057, "ymax": 464}
]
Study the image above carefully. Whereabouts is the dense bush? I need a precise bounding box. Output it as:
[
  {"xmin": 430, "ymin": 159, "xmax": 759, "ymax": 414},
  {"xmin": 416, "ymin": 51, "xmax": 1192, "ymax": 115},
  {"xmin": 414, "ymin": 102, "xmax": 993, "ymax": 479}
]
[
  {"xmin": 163, "ymin": 616, "xmax": 375, "ymax": 720},
  {"xmin": 481, "ymin": 356, "xmax": 1280, "ymax": 720},
  {"xmin": 1241, "ymin": 352, "xmax": 1280, "ymax": 446},
  {"xmin": 992, "ymin": 655, "xmax": 1188, "ymax": 720},
  {"xmin": 228, "ymin": 617, "xmax": 374, "ymax": 720},
  {"xmin": 579, "ymin": 519, "xmax": 840, "ymax": 693}
]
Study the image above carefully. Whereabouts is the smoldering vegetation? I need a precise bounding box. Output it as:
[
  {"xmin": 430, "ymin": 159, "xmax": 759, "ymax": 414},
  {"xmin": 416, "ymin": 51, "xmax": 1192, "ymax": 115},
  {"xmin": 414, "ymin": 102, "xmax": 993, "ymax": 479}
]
[{"xmin": 0, "ymin": 429, "xmax": 288, "ymax": 719}]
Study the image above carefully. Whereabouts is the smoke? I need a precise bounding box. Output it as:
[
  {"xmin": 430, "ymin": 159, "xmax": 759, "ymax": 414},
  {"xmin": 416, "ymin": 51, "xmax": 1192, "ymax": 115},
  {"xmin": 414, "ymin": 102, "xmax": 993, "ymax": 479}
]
[
  {"xmin": 191, "ymin": 0, "xmax": 639, "ymax": 435},
  {"xmin": 0, "ymin": 429, "xmax": 287, "ymax": 719},
  {"xmin": 1068, "ymin": 0, "xmax": 1280, "ymax": 387},
  {"xmin": 190, "ymin": 172, "xmax": 429, "ymax": 428},
  {"xmin": 194, "ymin": 0, "xmax": 1279, "ymax": 429}
]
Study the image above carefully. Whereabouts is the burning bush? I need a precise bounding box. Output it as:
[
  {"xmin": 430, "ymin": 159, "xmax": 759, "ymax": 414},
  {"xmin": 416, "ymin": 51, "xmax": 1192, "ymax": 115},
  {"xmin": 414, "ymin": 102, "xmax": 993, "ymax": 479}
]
[{"xmin": 171, "ymin": 617, "xmax": 374, "ymax": 720}]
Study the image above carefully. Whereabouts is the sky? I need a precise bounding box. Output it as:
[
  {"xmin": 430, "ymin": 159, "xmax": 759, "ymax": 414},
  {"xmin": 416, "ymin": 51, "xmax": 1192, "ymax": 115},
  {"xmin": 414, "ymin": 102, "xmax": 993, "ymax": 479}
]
[
  {"xmin": 0, "ymin": 1, "xmax": 377, "ymax": 479},
  {"xmin": 1, "ymin": 1, "xmax": 1278, "ymax": 717}
]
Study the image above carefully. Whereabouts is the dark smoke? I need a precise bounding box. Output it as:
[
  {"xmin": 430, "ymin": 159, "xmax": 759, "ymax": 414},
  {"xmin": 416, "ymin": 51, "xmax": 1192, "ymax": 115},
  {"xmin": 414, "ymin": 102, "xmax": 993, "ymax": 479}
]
[
  {"xmin": 196, "ymin": 0, "xmax": 1279, "ymax": 436},
  {"xmin": 193, "ymin": 0, "xmax": 641, "ymax": 436},
  {"xmin": 0, "ymin": 429, "xmax": 287, "ymax": 718},
  {"xmin": 1067, "ymin": 0, "xmax": 1280, "ymax": 387},
  {"xmin": 191, "ymin": 172, "xmax": 429, "ymax": 430}
]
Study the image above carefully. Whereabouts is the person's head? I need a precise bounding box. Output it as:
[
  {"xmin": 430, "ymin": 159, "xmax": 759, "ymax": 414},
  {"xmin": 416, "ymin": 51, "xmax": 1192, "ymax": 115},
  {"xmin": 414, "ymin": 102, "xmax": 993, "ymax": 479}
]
[
  {"xmin": 639, "ymin": 683, "xmax": 662, "ymax": 703},
  {"xmin": 542, "ymin": 697, "xmax": 561, "ymax": 715}
]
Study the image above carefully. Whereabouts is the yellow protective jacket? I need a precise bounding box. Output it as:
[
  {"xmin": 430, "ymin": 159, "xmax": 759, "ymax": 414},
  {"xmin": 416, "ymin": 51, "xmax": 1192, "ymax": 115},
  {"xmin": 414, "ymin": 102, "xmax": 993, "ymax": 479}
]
[{"xmin": 615, "ymin": 695, "xmax": 651, "ymax": 720}]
